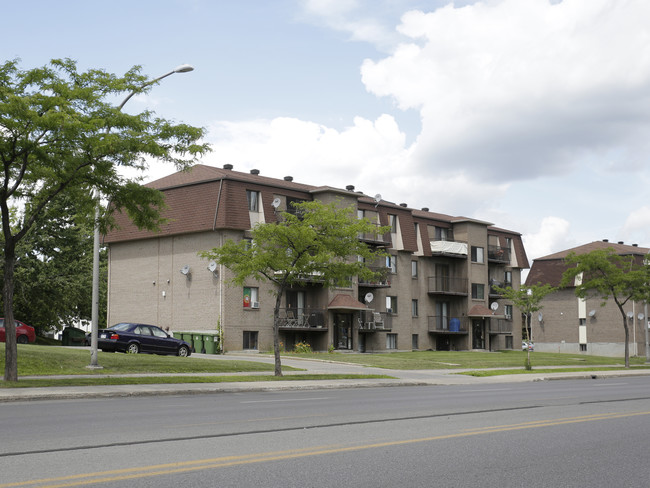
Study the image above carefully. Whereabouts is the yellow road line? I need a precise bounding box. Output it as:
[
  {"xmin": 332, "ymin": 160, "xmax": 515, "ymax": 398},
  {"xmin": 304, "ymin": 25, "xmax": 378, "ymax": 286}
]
[{"xmin": 3, "ymin": 410, "xmax": 649, "ymax": 488}]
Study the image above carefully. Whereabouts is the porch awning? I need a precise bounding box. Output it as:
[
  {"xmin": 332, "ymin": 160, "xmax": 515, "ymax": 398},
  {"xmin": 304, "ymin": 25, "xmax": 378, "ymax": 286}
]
[
  {"xmin": 327, "ymin": 294, "xmax": 369, "ymax": 310},
  {"xmin": 468, "ymin": 305, "xmax": 496, "ymax": 317}
]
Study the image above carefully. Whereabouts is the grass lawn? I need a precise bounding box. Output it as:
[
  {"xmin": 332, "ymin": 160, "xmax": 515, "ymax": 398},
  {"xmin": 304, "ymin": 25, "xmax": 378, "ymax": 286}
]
[{"xmin": 282, "ymin": 349, "xmax": 647, "ymax": 370}]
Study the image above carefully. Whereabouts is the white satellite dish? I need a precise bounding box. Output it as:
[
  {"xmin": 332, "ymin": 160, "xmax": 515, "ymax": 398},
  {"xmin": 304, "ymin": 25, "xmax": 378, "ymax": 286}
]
[
  {"xmin": 180, "ymin": 265, "xmax": 191, "ymax": 275},
  {"xmin": 207, "ymin": 261, "xmax": 217, "ymax": 273},
  {"xmin": 364, "ymin": 292, "xmax": 374, "ymax": 304},
  {"xmin": 538, "ymin": 312, "xmax": 543, "ymax": 322},
  {"xmin": 627, "ymin": 311, "xmax": 634, "ymax": 319},
  {"xmin": 271, "ymin": 198, "xmax": 281, "ymax": 209},
  {"xmin": 588, "ymin": 309, "xmax": 596, "ymax": 317},
  {"xmin": 490, "ymin": 302, "xmax": 499, "ymax": 311},
  {"xmin": 638, "ymin": 313, "xmax": 645, "ymax": 321}
]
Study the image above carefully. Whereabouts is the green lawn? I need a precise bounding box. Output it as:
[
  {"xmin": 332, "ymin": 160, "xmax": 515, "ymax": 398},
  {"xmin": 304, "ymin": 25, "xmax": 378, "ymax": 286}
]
[{"xmin": 283, "ymin": 349, "xmax": 646, "ymax": 370}]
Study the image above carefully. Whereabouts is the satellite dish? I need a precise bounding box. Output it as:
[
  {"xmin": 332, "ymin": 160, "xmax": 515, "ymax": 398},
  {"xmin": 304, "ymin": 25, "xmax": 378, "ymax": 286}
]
[
  {"xmin": 588, "ymin": 309, "xmax": 596, "ymax": 317},
  {"xmin": 271, "ymin": 198, "xmax": 281, "ymax": 209},
  {"xmin": 207, "ymin": 261, "xmax": 217, "ymax": 273},
  {"xmin": 180, "ymin": 265, "xmax": 190, "ymax": 275},
  {"xmin": 364, "ymin": 292, "xmax": 374, "ymax": 304},
  {"xmin": 638, "ymin": 313, "xmax": 645, "ymax": 321},
  {"xmin": 373, "ymin": 194, "xmax": 381, "ymax": 207},
  {"xmin": 538, "ymin": 312, "xmax": 543, "ymax": 322},
  {"xmin": 627, "ymin": 311, "xmax": 634, "ymax": 319},
  {"xmin": 490, "ymin": 302, "xmax": 499, "ymax": 311}
]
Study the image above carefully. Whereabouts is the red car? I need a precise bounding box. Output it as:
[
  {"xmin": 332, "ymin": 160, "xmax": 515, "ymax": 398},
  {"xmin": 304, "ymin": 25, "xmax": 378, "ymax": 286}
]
[{"xmin": 0, "ymin": 319, "xmax": 36, "ymax": 344}]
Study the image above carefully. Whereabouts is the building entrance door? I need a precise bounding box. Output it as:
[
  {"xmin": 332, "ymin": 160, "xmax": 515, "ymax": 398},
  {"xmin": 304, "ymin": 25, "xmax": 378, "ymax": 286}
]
[
  {"xmin": 334, "ymin": 313, "xmax": 353, "ymax": 350},
  {"xmin": 472, "ymin": 319, "xmax": 485, "ymax": 349}
]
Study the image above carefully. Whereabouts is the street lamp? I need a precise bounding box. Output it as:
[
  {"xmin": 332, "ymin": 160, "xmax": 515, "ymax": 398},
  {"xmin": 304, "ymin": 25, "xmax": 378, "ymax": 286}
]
[{"xmin": 88, "ymin": 64, "xmax": 194, "ymax": 369}]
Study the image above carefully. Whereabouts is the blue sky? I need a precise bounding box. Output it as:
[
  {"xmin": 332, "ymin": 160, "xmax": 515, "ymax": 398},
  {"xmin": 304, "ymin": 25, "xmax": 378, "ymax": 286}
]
[{"xmin": 5, "ymin": 0, "xmax": 650, "ymax": 262}]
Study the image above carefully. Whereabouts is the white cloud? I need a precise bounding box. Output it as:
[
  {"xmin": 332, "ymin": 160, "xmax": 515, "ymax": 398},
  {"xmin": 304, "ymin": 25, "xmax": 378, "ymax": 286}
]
[
  {"xmin": 523, "ymin": 216, "xmax": 572, "ymax": 261},
  {"xmin": 361, "ymin": 0, "xmax": 650, "ymax": 182},
  {"xmin": 621, "ymin": 207, "xmax": 650, "ymax": 246}
]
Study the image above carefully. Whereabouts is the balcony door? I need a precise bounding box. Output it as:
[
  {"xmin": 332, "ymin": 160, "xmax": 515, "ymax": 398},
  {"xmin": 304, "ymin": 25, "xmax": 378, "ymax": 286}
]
[
  {"xmin": 334, "ymin": 313, "xmax": 353, "ymax": 350},
  {"xmin": 472, "ymin": 319, "xmax": 485, "ymax": 349}
]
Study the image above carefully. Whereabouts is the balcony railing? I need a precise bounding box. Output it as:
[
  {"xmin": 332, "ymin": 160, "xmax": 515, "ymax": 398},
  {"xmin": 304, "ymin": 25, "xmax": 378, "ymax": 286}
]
[
  {"xmin": 489, "ymin": 319, "xmax": 513, "ymax": 334},
  {"xmin": 427, "ymin": 276, "xmax": 468, "ymax": 296},
  {"xmin": 430, "ymin": 239, "xmax": 468, "ymax": 258},
  {"xmin": 358, "ymin": 266, "xmax": 391, "ymax": 287},
  {"xmin": 489, "ymin": 279, "xmax": 512, "ymax": 296},
  {"xmin": 358, "ymin": 310, "xmax": 393, "ymax": 331},
  {"xmin": 276, "ymin": 308, "xmax": 327, "ymax": 329},
  {"xmin": 358, "ymin": 223, "xmax": 391, "ymax": 246},
  {"xmin": 488, "ymin": 245, "xmax": 511, "ymax": 263},
  {"xmin": 427, "ymin": 315, "xmax": 468, "ymax": 333}
]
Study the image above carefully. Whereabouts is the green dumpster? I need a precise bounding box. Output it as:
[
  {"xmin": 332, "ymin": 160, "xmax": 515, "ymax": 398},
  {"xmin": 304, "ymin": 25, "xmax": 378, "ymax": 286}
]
[
  {"xmin": 202, "ymin": 333, "xmax": 218, "ymax": 354},
  {"xmin": 62, "ymin": 327, "xmax": 87, "ymax": 347},
  {"xmin": 172, "ymin": 332, "xmax": 183, "ymax": 340},
  {"xmin": 192, "ymin": 333, "xmax": 204, "ymax": 354}
]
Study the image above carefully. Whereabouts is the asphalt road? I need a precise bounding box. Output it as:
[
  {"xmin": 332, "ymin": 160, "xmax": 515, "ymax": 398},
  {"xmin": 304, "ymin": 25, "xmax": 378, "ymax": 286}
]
[{"xmin": 2, "ymin": 376, "xmax": 650, "ymax": 487}]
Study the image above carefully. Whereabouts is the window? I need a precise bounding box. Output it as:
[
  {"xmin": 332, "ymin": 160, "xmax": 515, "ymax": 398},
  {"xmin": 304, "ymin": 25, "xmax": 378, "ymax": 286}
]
[
  {"xmin": 246, "ymin": 190, "xmax": 260, "ymax": 212},
  {"xmin": 386, "ymin": 333, "xmax": 397, "ymax": 350},
  {"xmin": 386, "ymin": 255, "xmax": 396, "ymax": 274},
  {"xmin": 471, "ymin": 246, "xmax": 484, "ymax": 263},
  {"xmin": 504, "ymin": 270, "xmax": 512, "ymax": 287},
  {"xmin": 411, "ymin": 260, "xmax": 418, "ymax": 278},
  {"xmin": 386, "ymin": 296, "xmax": 398, "ymax": 314},
  {"xmin": 388, "ymin": 214, "xmax": 397, "ymax": 233},
  {"xmin": 411, "ymin": 299, "xmax": 419, "ymax": 317},
  {"xmin": 243, "ymin": 287, "xmax": 259, "ymax": 308},
  {"xmin": 434, "ymin": 226, "xmax": 452, "ymax": 241},
  {"xmin": 580, "ymin": 344, "xmax": 587, "ymax": 352},
  {"xmin": 505, "ymin": 304, "xmax": 513, "ymax": 320},
  {"xmin": 471, "ymin": 283, "xmax": 484, "ymax": 299},
  {"xmin": 243, "ymin": 331, "xmax": 258, "ymax": 350},
  {"xmin": 412, "ymin": 334, "xmax": 419, "ymax": 350}
]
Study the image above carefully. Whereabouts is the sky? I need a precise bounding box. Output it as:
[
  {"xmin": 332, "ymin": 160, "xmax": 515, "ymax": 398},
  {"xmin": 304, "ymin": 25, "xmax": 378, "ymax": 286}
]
[{"xmin": 5, "ymin": 0, "xmax": 650, "ymax": 263}]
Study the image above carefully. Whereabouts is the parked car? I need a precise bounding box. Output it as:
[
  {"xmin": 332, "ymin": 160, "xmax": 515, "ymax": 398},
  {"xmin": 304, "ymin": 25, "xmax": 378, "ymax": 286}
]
[
  {"xmin": 0, "ymin": 319, "xmax": 36, "ymax": 344},
  {"xmin": 522, "ymin": 341, "xmax": 534, "ymax": 351},
  {"xmin": 98, "ymin": 322, "xmax": 191, "ymax": 357}
]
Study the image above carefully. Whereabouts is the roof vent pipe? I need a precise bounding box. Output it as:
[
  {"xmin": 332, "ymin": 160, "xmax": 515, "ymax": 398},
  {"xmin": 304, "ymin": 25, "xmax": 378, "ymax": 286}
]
[
  {"xmin": 223, "ymin": 164, "xmax": 233, "ymax": 170},
  {"xmin": 400, "ymin": 203, "xmax": 408, "ymax": 207},
  {"xmin": 633, "ymin": 243, "xmax": 638, "ymax": 247},
  {"xmin": 421, "ymin": 207, "xmax": 429, "ymax": 212},
  {"xmin": 284, "ymin": 176, "xmax": 293, "ymax": 182},
  {"xmin": 250, "ymin": 169, "xmax": 260, "ymax": 175},
  {"xmin": 346, "ymin": 185, "xmax": 355, "ymax": 191},
  {"xmin": 618, "ymin": 241, "xmax": 624, "ymax": 245},
  {"xmin": 602, "ymin": 239, "xmax": 609, "ymax": 242}
]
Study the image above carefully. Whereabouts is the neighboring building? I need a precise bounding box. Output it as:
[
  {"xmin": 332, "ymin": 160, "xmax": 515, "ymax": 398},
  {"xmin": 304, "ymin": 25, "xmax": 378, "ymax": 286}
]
[
  {"xmin": 525, "ymin": 240, "xmax": 650, "ymax": 357},
  {"xmin": 104, "ymin": 164, "xmax": 529, "ymax": 353}
]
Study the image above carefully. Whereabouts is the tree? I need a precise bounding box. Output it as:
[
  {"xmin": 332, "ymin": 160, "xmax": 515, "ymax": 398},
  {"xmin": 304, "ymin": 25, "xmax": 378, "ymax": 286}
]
[
  {"xmin": 560, "ymin": 248, "xmax": 650, "ymax": 368},
  {"xmin": 200, "ymin": 200, "xmax": 390, "ymax": 376},
  {"xmin": 495, "ymin": 283, "xmax": 556, "ymax": 370},
  {"xmin": 0, "ymin": 58, "xmax": 209, "ymax": 381},
  {"xmin": 1, "ymin": 193, "xmax": 107, "ymax": 334}
]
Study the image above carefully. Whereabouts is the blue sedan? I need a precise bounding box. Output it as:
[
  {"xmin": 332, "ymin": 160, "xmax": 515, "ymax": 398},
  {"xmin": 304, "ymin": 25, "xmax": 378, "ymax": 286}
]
[{"xmin": 98, "ymin": 323, "xmax": 192, "ymax": 357}]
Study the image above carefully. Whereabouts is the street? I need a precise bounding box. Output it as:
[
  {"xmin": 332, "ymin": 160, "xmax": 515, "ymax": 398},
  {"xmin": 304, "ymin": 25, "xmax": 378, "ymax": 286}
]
[{"xmin": 2, "ymin": 377, "xmax": 650, "ymax": 487}]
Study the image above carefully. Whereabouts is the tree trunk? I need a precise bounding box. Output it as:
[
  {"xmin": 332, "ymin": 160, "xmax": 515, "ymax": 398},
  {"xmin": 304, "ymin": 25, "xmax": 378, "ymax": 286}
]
[
  {"xmin": 3, "ymin": 241, "xmax": 17, "ymax": 381},
  {"xmin": 616, "ymin": 301, "xmax": 630, "ymax": 368},
  {"xmin": 526, "ymin": 313, "xmax": 532, "ymax": 370},
  {"xmin": 273, "ymin": 291, "xmax": 284, "ymax": 377}
]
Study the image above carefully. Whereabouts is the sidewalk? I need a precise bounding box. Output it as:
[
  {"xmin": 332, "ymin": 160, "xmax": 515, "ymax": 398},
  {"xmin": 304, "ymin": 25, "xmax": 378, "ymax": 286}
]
[{"xmin": 2, "ymin": 354, "xmax": 650, "ymax": 402}]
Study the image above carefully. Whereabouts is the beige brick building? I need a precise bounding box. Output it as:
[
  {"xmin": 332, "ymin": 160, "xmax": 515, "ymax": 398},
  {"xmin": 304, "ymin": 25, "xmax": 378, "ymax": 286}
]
[
  {"xmin": 525, "ymin": 240, "xmax": 650, "ymax": 357},
  {"xmin": 104, "ymin": 164, "xmax": 529, "ymax": 353}
]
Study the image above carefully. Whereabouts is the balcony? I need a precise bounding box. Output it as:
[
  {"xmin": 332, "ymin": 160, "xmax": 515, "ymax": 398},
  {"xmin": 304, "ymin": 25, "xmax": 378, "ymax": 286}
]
[
  {"xmin": 427, "ymin": 276, "xmax": 468, "ymax": 296},
  {"xmin": 276, "ymin": 308, "xmax": 327, "ymax": 330},
  {"xmin": 488, "ymin": 245, "xmax": 511, "ymax": 263},
  {"xmin": 358, "ymin": 224, "xmax": 391, "ymax": 247},
  {"xmin": 428, "ymin": 316, "xmax": 469, "ymax": 334},
  {"xmin": 430, "ymin": 239, "xmax": 468, "ymax": 258},
  {"xmin": 489, "ymin": 279, "xmax": 512, "ymax": 297},
  {"xmin": 358, "ymin": 310, "xmax": 393, "ymax": 332},
  {"xmin": 489, "ymin": 319, "xmax": 513, "ymax": 334},
  {"xmin": 358, "ymin": 266, "xmax": 391, "ymax": 288}
]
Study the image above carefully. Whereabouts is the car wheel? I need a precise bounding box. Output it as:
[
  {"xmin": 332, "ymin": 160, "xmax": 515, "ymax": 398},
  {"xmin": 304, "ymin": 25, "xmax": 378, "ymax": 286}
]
[
  {"xmin": 126, "ymin": 343, "xmax": 140, "ymax": 354},
  {"xmin": 17, "ymin": 335, "xmax": 28, "ymax": 344},
  {"xmin": 177, "ymin": 345, "xmax": 190, "ymax": 357}
]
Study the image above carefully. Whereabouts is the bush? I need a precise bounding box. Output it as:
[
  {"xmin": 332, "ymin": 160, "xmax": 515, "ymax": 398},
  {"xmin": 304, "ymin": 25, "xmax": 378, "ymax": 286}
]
[{"xmin": 293, "ymin": 342, "xmax": 312, "ymax": 353}]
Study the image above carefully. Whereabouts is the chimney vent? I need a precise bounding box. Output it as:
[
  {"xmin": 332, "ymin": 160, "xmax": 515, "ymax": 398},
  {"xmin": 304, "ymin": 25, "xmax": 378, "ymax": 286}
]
[
  {"xmin": 346, "ymin": 185, "xmax": 355, "ymax": 191},
  {"xmin": 250, "ymin": 169, "xmax": 260, "ymax": 175},
  {"xmin": 223, "ymin": 164, "xmax": 233, "ymax": 170},
  {"xmin": 618, "ymin": 241, "xmax": 624, "ymax": 245},
  {"xmin": 602, "ymin": 239, "xmax": 609, "ymax": 242},
  {"xmin": 633, "ymin": 243, "xmax": 638, "ymax": 247},
  {"xmin": 421, "ymin": 207, "xmax": 429, "ymax": 212},
  {"xmin": 284, "ymin": 176, "xmax": 293, "ymax": 182},
  {"xmin": 400, "ymin": 203, "xmax": 408, "ymax": 207}
]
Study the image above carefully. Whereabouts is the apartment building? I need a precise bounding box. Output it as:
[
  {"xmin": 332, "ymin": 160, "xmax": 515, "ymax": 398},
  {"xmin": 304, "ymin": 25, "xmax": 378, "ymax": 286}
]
[
  {"xmin": 104, "ymin": 164, "xmax": 529, "ymax": 353},
  {"xmin": 525, "ymin": 240, "xmax": 650, "ymax": 357}
]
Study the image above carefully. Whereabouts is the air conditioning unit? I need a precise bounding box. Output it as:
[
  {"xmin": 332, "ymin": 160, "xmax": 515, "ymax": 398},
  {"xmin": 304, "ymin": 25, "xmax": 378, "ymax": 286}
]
[{"xmin": 251, "ymin": 301, "xmax": 260, "ymax": 309}]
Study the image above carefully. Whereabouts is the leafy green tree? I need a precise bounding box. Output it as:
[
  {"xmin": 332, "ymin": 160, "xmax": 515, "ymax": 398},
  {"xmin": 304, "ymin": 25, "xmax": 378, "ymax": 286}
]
[
  {"xmin": 0, "ymin": 58, "xmax": 209, "ymax": 381},
  {"xmin": 200, "ymin": 200, "xmax": 390, "ymax": 376},
  {"xmin": 561, "ymin": 248, "xmax": 650, "ymax": 368},
  {"xmin": 495, "ymin": 283, "xmax": 556, "ymax": 370},
  {"xmin": 2, "ymin": 193, "xmax": 107, "ymax": 334}
]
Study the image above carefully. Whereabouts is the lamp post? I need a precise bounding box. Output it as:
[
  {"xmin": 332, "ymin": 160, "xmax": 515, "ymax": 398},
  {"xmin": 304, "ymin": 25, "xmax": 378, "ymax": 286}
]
[{"xmin": 88, "ymin": 64, "xmax": 194, "ymax": 369}]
